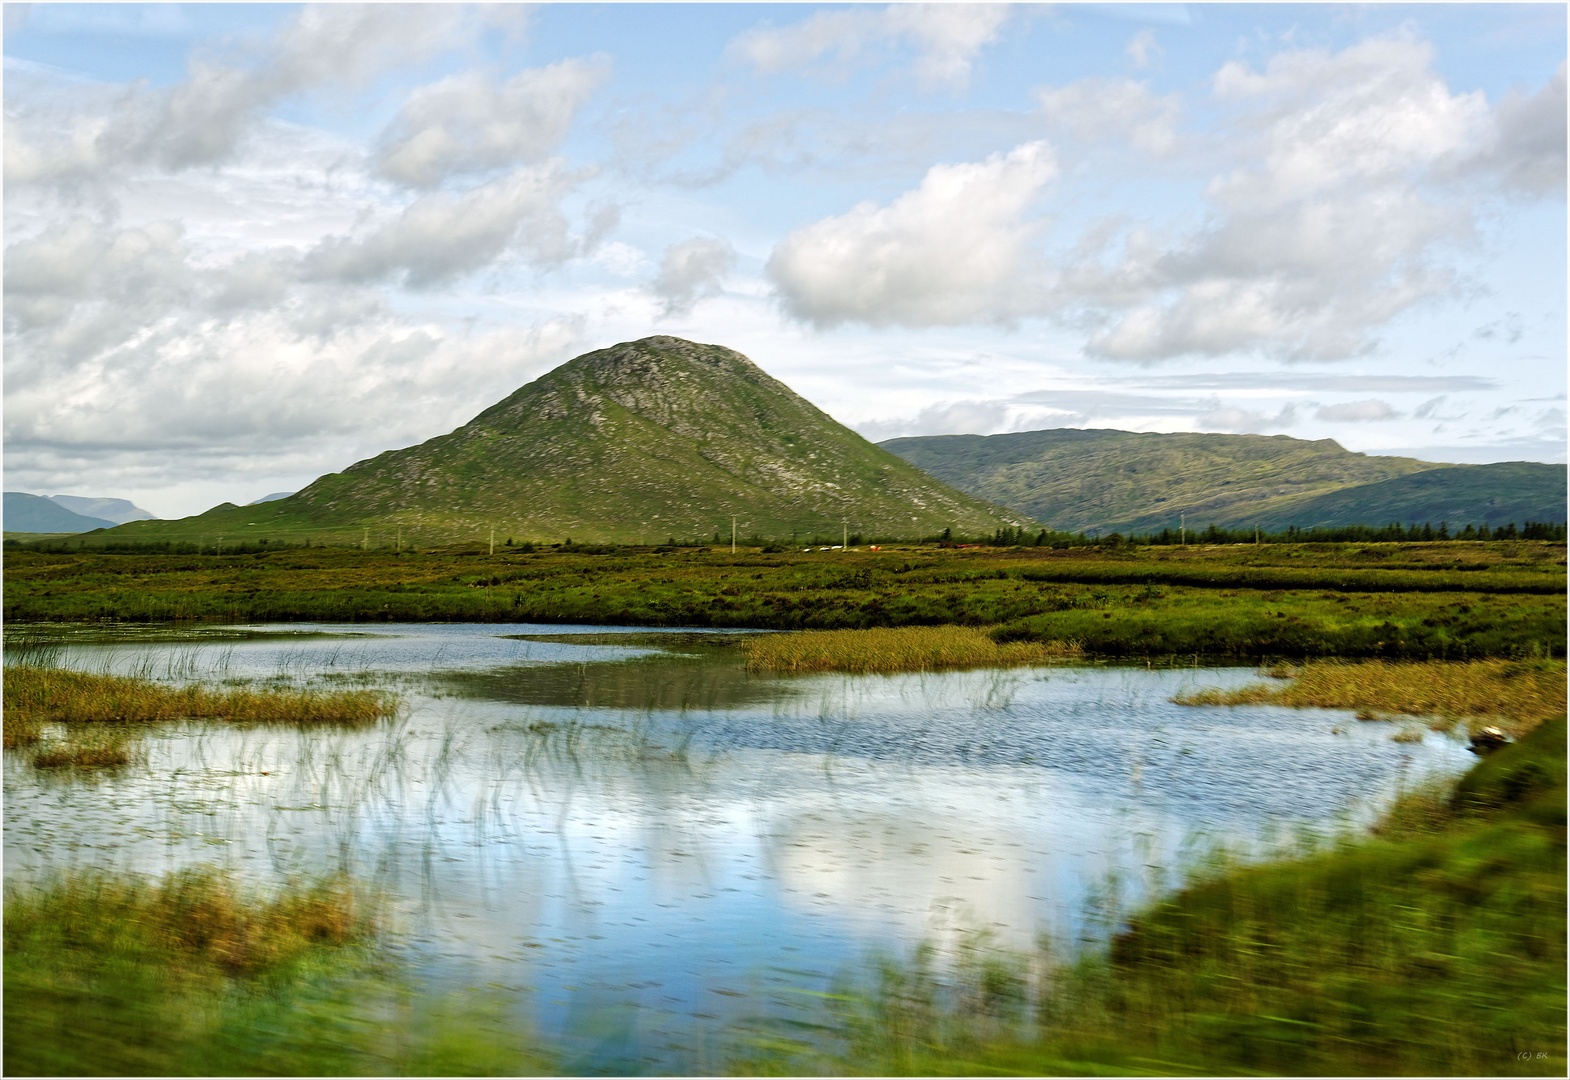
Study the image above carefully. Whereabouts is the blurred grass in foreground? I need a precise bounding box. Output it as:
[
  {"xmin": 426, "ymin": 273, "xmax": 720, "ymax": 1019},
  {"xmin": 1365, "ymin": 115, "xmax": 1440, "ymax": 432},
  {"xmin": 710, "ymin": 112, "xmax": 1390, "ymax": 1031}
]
[
  {"xmin": 1173, "ymin": 658, "xmax": 1567, "ymax": 737},
  {"xmin": 744, "ymin": 624, "xmax": 1082, "ymax": 674},
  {"xmin": 2, "ymin": 869, "xmax": 552, "ymax": 1077}
]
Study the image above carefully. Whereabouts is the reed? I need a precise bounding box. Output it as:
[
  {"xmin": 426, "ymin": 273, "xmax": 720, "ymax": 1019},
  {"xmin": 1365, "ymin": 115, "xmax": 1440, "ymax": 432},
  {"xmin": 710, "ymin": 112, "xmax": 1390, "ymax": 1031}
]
[
  {"xmin": 3, "ymin": 664, "xmax": 398, "ymax": 729},
  {"xmin": 1174, "ymin": 658, "xmax": 1566, "ymax": 735},
  {"xmin": 743, "ymin": 624, "xmax": 1081, "ymax": 675}
]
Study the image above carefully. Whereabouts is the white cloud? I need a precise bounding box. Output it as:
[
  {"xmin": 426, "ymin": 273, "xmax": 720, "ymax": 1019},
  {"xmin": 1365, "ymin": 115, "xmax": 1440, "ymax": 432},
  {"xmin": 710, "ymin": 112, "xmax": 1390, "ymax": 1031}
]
[
  {"xmin": 857, "ymin": 399, "xmax": 1011, "ymax": 442},
  {"xmin": 1126, "ymin": 29, "xmax": 1162, "ymax": 70},
  {"xmin": 728, "ymin": 3, "xmax": 1010, "ymax": 91},
  {"xmin": 374, "ymin": 56, "xmax": 611, "ymax": 188},
  {"xmin": 651, "ymin": 237, "xmax": 736, "ymax": 317},
  {"xmin": 5, "ymin": 3, "xmax": 506, "ymax": 184},
  {"xmin": 1199, "ymin": 403, "xmax": 1297, "ymax": 432},
  {"xmin": 767, "ymin": 141, "xmax": 1056, "ymax": 327},
  {"xmin": 1064, "ymin": 34, "xmax": 1500, "ymax": 361},
  {"xmin": 1476, "ymin": 60, "xmax": 1566, "ymax": 196},
  {"xmin": 1316, "ymin": 399, "xmax": 1399, "ymax": 422},
  {"xmin": 1211, "ymin": 35, "xmax": 1490, "ymax": 204},
  {"xmin": 1035, "ymin": 77, "xmax": 1181, "ymax": 155},
  {"xmin": 302, "ymin": 163, "xmax": 584, "ymax": 287}
]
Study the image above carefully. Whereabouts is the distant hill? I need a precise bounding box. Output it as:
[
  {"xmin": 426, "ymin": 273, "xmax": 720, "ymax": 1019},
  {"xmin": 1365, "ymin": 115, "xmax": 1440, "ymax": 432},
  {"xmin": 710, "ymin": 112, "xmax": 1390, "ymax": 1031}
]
[
  {"xmin": 4, "ymin": 492, "xmax": 115, "ymax": 534},
  {"xmin": 1271, "ymin": 462, "xmax": 1566, "ymax": 531},
  {"xmin": 47, "ymin": 495, "xmax": 157, "ymax": 525},
  {"xmin": 94, "ymin": 337, "xmax": 1029, "ymax": 547},
  {"xmin": 879, "ymin": 429, "xmax": 1565, "ymax": 533},
  {"xmin": 249, "ymin": 492, "xmax": 295, "ymax": 504}
]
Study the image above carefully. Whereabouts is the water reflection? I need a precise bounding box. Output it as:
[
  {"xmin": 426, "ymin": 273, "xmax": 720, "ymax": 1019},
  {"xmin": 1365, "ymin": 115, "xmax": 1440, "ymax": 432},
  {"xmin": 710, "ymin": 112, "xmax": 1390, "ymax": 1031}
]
[{"xmin": 4, "ymin": 622, "xmax": 1474, "ymax": 1066}]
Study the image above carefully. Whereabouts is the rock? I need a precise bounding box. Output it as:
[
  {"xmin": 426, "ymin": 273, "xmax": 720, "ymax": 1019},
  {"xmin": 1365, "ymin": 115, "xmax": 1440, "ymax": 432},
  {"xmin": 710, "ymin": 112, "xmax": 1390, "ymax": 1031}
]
[{"xmin": 1467, "ymin": 726, "xmax": 1510, "ymax": 755}]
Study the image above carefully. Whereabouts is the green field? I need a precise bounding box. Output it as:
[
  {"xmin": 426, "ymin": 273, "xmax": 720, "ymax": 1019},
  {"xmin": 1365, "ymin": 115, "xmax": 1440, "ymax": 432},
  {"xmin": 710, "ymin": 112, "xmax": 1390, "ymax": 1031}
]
[{"xmin": 5, "ymin": 539, "xmax": 1564, "ymax": 659}]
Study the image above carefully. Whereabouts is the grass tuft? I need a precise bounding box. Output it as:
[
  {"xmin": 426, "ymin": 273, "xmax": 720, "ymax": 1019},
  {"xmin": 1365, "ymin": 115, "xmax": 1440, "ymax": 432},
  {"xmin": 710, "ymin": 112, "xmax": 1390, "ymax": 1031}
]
[
  {"xmin": 743, "ymin": 624, "xmax": 1081, "ymax": 675},
  {"xmin": 1174, "ymin": 658, "xmax": 1566, "ymax": 735},
  {"xmin": 3, "ymin": 664, "xmax": 398, "ymax": 731}
]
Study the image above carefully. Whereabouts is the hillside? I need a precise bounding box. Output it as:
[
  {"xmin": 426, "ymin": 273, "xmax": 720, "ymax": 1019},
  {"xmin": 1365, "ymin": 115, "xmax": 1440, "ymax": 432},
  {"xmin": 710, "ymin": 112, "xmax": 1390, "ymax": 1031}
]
[
  {"xmin": 3, "ymin": 493, "xmax": 115, "ymax": 534},
  {"xmin": 96, "ymin": 337, "xmax": 1029, "ymax": 547},
  {"xmin": 880, "ymin": 429, "xmax": 1565, "ymax": 533},
  {"xmin": 47, "ymin": 495, "xmax": 157, "ymax": 525},
  {"xmin": 1270, "ymin": 462, "xmax": 1567, "ymax": 531}
]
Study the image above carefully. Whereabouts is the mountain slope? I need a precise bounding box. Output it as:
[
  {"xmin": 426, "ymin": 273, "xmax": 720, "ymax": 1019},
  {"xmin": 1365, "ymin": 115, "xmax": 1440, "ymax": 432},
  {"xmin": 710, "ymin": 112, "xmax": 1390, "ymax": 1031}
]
[
  {"xmin": 47, "ymin": 495, "xmax": 158, "ymax": 525},
  {"xmin": 1267, "ymin": 462, "xmax": 1567, "ymax": 531},
  {"xmin": 98, "ymin": 337, "xmax": 1029, "ymax": 546},
  {"xmin": 4, "ymin": 492, "xmax": 115, "ymax": 534},
  {"xmin": 880, "ymin": 428, "xmax": 1563, "ymax": 533}
]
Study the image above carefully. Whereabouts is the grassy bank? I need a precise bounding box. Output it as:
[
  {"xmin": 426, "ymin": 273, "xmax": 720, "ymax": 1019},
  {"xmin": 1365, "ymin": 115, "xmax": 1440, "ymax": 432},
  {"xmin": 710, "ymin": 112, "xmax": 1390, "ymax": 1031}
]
[
  {"xmin": 3, "ymin": 665, "xmax": 398, "ymax": 770},
  {"xmin": 744, "ymin": 625, "xmax": 1081, "ymax": 674},
  {"xmin": 738, "ymin": 716, "xmax": 1568, "ymax": 1076},
  {"xmin": 1174, "ymin": 658, "xmax": 1567, "ymax": 736},
  {"xmin": 4, "ymin": 540, "xmax": 1564, "ymax": 659},
  {"xmin": 3, "ymin": 868, "xmax": 551, "ymax": 1076}
]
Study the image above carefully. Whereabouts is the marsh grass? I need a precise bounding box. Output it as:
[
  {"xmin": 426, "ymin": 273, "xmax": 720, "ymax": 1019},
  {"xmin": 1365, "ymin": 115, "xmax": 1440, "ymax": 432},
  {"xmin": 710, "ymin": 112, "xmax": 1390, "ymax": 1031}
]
[
  {"xmin": 1, "ymin": 867, "xmax": 543, "ymax": 1076},
  {"xmin": 4, "ymin": 664, "xmax": 398, "ymax": 729},
  {"xmin": 1174, "ymin": 658, "xmax": 1567, "ymax": 736},
  {"xmin": 744, "ymin": 624, "xmax": 1082, "ymax": 674},
  {"xmin": 31, "ymin": 725, "xmax": 136, "ymax": 769}
]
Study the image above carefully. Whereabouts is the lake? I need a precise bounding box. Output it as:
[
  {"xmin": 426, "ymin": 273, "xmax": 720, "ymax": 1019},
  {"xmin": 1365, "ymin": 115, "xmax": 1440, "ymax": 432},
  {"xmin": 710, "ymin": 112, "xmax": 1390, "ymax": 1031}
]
[{"xmin": 3, "ymin": 622, "xmax": 1474, "ymax": 1071}]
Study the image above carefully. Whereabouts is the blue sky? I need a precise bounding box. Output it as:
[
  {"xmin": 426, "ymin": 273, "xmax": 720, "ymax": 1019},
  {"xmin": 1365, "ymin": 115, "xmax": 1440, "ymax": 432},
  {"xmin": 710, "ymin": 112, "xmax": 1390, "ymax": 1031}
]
[{"xmin": 4, "ymin": 3, "xmax": 1565, "ymax": 518}]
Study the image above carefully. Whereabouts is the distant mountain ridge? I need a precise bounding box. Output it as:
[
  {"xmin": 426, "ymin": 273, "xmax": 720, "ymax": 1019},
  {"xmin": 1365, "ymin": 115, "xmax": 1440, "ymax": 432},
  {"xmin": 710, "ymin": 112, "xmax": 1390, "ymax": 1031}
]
[
  {"xmin": 47, "ymin": 495, "xmax": 157, "ymax": 525},
  {"xmin": 94, "ymin": 337, "xmax": 1029, "ymax": 546},
  {"xmin": 879, "ymin": 428, "xmax": 1566, "ymax": 534},
  {"xmin": 4, "ymin": 492, "xmax": 115, "ymax": 534}
]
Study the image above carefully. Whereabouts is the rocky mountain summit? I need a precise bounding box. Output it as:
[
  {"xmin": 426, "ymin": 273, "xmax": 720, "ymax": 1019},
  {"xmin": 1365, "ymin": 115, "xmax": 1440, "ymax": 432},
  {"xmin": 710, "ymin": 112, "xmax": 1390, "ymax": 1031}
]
[{"xmin": 102, "ymin": 337, "xmax": 1027, "ymax": 546}]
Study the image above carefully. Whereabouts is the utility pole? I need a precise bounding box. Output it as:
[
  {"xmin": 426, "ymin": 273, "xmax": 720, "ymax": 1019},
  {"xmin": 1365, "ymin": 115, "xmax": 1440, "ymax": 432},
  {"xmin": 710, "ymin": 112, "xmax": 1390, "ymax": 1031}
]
[
  {"xmin": 1180, "ymin": 513, "xmax": 1186, "ymax": 546},
  {"xmin": 489, "ymin": 528, "xmax": 495, "ymax": 556},
  {"xmin": 397, "ymin": 527, "xmax": 402, "ymax": 553},
  {"xmin": 843, "ymin": 520, "xmax": 848, "ymax": 550},
  {"xmin": 1255, "ymin": 525, "xmax": 1260, "ymax": 545},
  {"xmin": 362, "ymin": 527, "xmax": 368, "ymax": 551},
  {"xmin": 731, "ymin": 516, "xmax": 736, "ymax": 554}
]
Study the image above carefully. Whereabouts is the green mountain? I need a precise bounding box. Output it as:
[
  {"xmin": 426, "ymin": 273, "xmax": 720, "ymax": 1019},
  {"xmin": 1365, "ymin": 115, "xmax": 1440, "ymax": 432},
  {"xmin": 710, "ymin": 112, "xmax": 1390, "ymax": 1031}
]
[
  {"xmin": 1271, "ymin": 462, "xmax": 1566, "ymax": 531},
  {"xmin": 4, "ymin": 492, "xmax": 115, "ymax": 534},
  {"xmin": 98, "ymin": 337, "xmax": 1029, "ymax": 547},
  {"xmin": 879, "ymin": 428, "xmax": 1566, "ymax": 534}
]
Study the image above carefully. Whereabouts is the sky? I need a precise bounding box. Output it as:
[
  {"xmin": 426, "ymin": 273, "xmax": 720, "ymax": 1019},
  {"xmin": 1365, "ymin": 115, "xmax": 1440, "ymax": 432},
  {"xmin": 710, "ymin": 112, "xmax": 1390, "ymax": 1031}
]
[{"xmin": 3, "ymin": 2, "xmax": 1565, "ymax": 519}]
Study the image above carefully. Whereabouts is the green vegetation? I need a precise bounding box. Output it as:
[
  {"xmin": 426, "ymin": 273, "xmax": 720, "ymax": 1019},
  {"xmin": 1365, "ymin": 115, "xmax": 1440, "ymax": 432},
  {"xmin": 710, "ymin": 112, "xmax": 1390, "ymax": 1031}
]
[
  {"xmin": 1174, "ymin": 658, "xmax": 1568, "ymax": 737},
  {"xmin": 743, "ymin": 624, "xmax": 1082, "ymax": 674},
  {"xmin": 75, "ymin": 336, "xmax": 1027, "ymax": 548},
  {"xmin": 3, "ymin": 665, "xmax": 397, "ymax": 771},
  {"xmin": 4, "ymin": 665, "xmax": 396, "ymax": 728},
  {"xmin": 6, "ymin": 540, "xmax": 1563, "ymax": 660},
  {"xmin": 3, "ymin": 868, "xmax": 553, "ymax": 1077},
  {"xmin": 736, "ymin": 716, "xmax": 1568, "ymax": 1076},
  {"xmin": 881, "ymin": 427, "xmax": 1566, "ymax": 535}
]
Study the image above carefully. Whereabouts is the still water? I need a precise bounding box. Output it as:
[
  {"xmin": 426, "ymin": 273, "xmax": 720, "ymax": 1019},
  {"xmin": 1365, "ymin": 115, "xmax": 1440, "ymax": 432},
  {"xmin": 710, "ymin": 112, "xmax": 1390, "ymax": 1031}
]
[{"xmin": 4, "ymin": 623, "xmax": 1473, "ymax": 1067}]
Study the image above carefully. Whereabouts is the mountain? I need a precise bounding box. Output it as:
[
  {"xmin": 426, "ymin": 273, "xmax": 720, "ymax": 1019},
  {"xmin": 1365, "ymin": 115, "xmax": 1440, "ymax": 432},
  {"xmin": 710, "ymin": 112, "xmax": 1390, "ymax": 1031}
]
[
  {"xmin": 47, "ymin": 495, "xmax": 158, "ymax": 525},
  {"xmin": 879, "ymin": 428, "xmax": 1566, "ymax": 534},
  {"xmin": 94, "ymin": 337, "xmax": 1030, "ymax": 547},
  {"xmin": 4, "ymin": 492, "xmax": 115, "ymax": 534},
  {"xmin": 249, "ymin": 492, "xmax": 294, "ymax": 505},
  {"xmin": 1271, "ymin": 462, "xmax": 1566, "ymax": 531}
]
